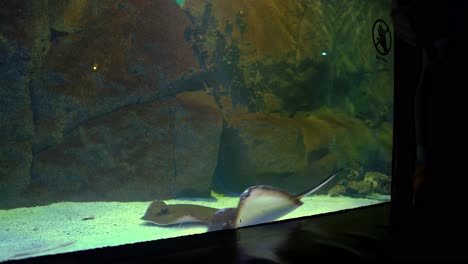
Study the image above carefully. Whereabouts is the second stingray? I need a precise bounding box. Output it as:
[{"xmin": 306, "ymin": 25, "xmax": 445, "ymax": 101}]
[{"xmin": 141, "ymin": 200, "xmax": 218, "ymax": 226}]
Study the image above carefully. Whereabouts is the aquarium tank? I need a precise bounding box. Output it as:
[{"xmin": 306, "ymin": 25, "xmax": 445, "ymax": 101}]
[{"xmin": 0, "ymin": 0, "xmax": 393, "ymax": 261}]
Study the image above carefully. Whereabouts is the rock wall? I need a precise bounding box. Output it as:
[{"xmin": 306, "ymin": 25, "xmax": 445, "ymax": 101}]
[
  {"xmin": 215, "ymin": 108, "xmax": 392, "ymax": 194},
  {"xmin": 0, "ymin": 0, "xmax": 213, "ymax": 208},
  {"xmin": 1, "ymin": 0, "xmax": 393, "ymax": 208},
  {"xmin": 1, "ymin": 0, "xmax": 49, "ymax": 208},
  {"xmin": 31, "ymin": 91, "xmax": 222, "ymax": 204}
]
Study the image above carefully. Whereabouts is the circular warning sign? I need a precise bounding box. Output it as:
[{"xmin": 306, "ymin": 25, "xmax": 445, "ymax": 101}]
[{"xmin": 372, "ymin": 19, "xmax": 392, "ymax": 56}]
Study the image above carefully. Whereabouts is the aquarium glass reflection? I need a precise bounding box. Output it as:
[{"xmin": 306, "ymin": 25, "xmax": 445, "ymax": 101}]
[{"xmin": 0, "ymin": 0, "xmax": 393, "ymax": 261}]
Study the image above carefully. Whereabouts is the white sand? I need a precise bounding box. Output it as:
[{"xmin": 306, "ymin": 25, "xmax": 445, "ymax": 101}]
[{"xmin": 0, "ymin": 195, "xmax": 389, "ymax": 262}]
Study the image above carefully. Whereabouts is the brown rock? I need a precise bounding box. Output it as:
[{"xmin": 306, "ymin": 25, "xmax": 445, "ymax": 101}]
[
  {"xmin": 346, "ymin": 180, "xmax": 372, "ymax": 195},
  {"xmin": 217, "ymin": 113, "xmax": 308, "ymax": 193},
  {"xmin": 31, "ymin": 91, "xmax": 222, "ymax": 204},
  {"xmin": 0, "ymin": 1, "xmax": 47, "ymax": 208},
  {"xmin": 35, "ymin": 0, "xmax": 200, "ymax": 150},
  {"xmin": 363, "ymin": 171, "xmax": 391, "ymax": 195},
  {"xmin": 215, "ymin": 108, "xmax": 392, "ymax": 195},
  {"xmin": 328, "ymin": 184, "xmax": 346, "ymax": 197},
  {"xmin": 298, "ymin": 108, "xmax": 380, "ymax": 177},
  {"xmin": 174, "ymin": 91, "xmax": 223, "ymax": 197},
  {"xmin": 0, "ymin": 142, "xmax": 32, "ymax": 208}
]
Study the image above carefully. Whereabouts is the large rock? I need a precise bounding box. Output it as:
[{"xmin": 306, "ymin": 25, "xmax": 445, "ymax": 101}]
[
  {"xmin": 0, "ymin": 142, "xmax": 32, "ymax": 208},
  {"xmin": 298, "ymin": 108, "xmax": 392, "ymax": 178},
  {"xmin": 0, "ymin": 37, "xmax": 34, "ymax": 144},
  {"xmin": 174, "ymin": 92, "xmax": 223, "ymax": 197},
  {"xmin": 33, "ymin": 0, "xmax": 200, "ymax": 152},
  {"xmin": 216, "ymin": 113, "xmax": 309, "ymax": 193},
  {"xmin": 0, "ymin": 1, "xmax": 48, "ymax": 209},
  {"xmin": 215, "ymin": 108, "xmax": 392, "ymax": 194},
  {"xmin": 329, "ymin": 171, "xmax": 391, "ymax": 197},
  {"xmin": 30, "ymin": 91, "xmax": 222, "ymax": 205}
]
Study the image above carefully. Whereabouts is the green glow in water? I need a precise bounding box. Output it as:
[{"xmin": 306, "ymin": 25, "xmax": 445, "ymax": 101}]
[{"xmin": 175, "ymin": 0, "xmax": 185, "ymax": 6}]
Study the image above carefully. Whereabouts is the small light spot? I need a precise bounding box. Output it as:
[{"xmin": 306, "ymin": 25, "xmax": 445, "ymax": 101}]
[
  {"xmin": 92, "ymin": 64, "xmax": 98, "ymax": 71},
  {"xmin": 321, "ymin": 52, "xmax": 327, "ymax": 56}
]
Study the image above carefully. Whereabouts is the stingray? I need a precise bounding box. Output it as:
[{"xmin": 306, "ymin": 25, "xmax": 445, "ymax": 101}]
[
  {"xmin": 208, "ymin": 168, "xmax": 342, "ymax": 231},
  {"xmin": 141, "ymin": 200, "xmax": 219, "ymax": 226},
  {"xmin": 141, "ymin": 169, "xmax": 342, "ymax": 230}
]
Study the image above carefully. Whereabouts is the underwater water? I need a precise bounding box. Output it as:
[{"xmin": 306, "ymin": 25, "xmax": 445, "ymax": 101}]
[{"xmin": 0, "ymin": 0, "xmax": 393, "ymax": 262}]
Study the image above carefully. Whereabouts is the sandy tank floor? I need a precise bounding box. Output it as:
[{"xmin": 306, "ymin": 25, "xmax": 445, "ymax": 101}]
[{"xmin": 0, "ymin": 195, "xmax": 389, "ymax": 262}]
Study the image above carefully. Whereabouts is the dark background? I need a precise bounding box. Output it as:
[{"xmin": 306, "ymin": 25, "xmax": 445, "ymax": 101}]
[{"xmin": 392, "ymin": 0, "xmax": 468, "ymax": 259}]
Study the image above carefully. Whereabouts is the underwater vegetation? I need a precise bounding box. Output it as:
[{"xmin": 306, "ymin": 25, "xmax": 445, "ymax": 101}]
[{"xmin": 0, "ymin": 0, "xmax": 393, "ymax": 209}]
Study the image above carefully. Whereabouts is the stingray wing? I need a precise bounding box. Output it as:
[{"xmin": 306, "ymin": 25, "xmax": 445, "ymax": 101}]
[{"xmin": 235, "ymin": 186, "xmax": 302, "ymax": 228}]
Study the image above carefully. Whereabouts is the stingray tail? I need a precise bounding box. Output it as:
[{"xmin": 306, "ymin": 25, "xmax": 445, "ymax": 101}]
[{"xmin": 295, "ymin": 168, "xmax": 343, "ymax": 199}]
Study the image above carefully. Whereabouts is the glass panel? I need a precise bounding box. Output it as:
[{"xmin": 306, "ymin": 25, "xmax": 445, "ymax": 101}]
[{"xmin": 0, "ymin": 0, "xmax": 393, "ymax": 261}]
